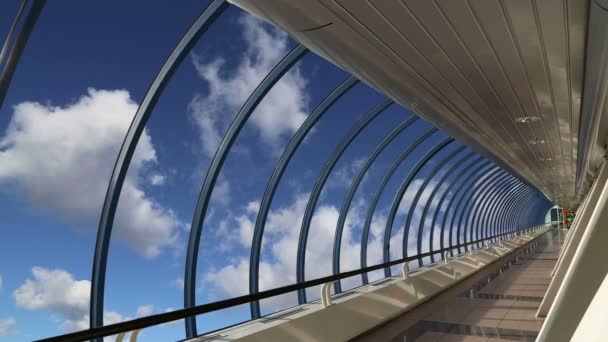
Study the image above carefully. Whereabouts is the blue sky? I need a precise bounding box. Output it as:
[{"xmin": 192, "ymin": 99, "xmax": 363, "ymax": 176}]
[{"xmin": 0, "ymin": 1, "xmax": 548, "ymax": 341}]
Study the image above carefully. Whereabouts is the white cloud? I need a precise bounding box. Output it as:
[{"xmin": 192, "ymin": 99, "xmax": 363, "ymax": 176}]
[
  {"xmin": 149, "ymin": 173, "xmax": 166, "ymax": 186},
  {"xmin": 14, "ymin": 267, "xmax": 89, "ymax": 314},
  {"xmin": 189, "ymin": 14, "xmax": 309, "ymax": 157},
  {"xmin": 0, "ymin": 317, "xmax": 16, "ymax": 336},
  {"xmin": 170, "ymin": 277, "xmax": 184, "ymax": 290},
  {"xmin": 12, "ymin": 267, "xmax": 154, "ymax": 335},
  {"xmin": 245, "ymin": 200, "xmax": 260, "ymax": 215},
  {"xmin": 236, "ymin": 214, "xmax": 254, "ymax": 248},
  {"xmin": 211, "ymin": 178, "xmax": 231, "ymax": 206},
  {"xmin": 14, "ymin": 267, "xmax": 104, "ymax": 331},
  {"xmin": 0, "ymin": 88, "xmax": 180, "ymax": 258},
  {"xmin": 205, "ymin": 192, "xmax": 387, "ymax": 309},
  {"xmin": 327, "ymin": 158, "xmax": 366, "ymax": 190},
  {"xmin": 205, "ymin": 175, "xmax": 452, "ymax": 309},
  {"xmin": 136, "ymin": 305, "xmax": 153, "ymax": 317}
]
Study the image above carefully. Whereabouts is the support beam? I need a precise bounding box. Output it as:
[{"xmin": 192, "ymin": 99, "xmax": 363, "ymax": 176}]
[
  {"xmin": 536, "ymin": 162, "xmax": 608, "ymax": 341},
  {"xmin": 551, "ymin": 188, "xmax": 592, "ymax": 276},
  {"xmin": 571, "ymin": 273, "xmax": 608, "ymax": 341},
  {"xmin": 537, "ymin": 162, "xmax": 608, "ymax": 317}
]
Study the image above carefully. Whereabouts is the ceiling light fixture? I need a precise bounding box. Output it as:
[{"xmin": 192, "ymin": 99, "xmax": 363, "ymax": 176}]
[
  {"xmin": 515, "ymin": 116, "xmax": 540, "ymax": 123},
  {"xmin": 528, "ymin": 139, "xmax": 545, "ymax": 145}
]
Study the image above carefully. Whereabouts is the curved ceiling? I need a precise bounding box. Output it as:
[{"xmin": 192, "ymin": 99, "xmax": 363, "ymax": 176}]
[{"xmin": 229, "ymin": 0, "xmax": 607, "ymax": 209}]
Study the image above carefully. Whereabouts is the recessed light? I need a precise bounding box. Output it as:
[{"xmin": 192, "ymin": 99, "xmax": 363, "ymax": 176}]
[
  {"xmin": 528, "ymin": 139, "xmax": 545, "ymax": 144},
  {"xmin": 515, "ymin": 116, "xmax": 540, "ymax": 123}
]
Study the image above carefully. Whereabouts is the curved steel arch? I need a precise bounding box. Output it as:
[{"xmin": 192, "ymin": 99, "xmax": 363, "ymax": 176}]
[
  {"xmin": 499, "ymin": 187, "xmax": 533, "ymax": 234},
  {"xmin": 424, "ymin": 156, "xmax": 486, "ymax": 259},
  {"xmin": 532, "ymin": 195, "xmax": 552, "ymax": 224},
  {"xmin": 458, "ymin": 169, "xmax": 510, "ymax": 251},
  {"xmin": 0, "ymin": 0, "xmax": 28, "ymax": 69},
  {"xmin": 387, "ymin": 137, "xmax": 455, "ymax": 275},
  {"xmin": 485, "ymin": 182, "xmax": 525, "ymax": 240},
  {"xmin": 492, "ymin": 183, "xmax": 526, "ymax": 236},
  {"xmin": 433, "ymin": 160, "xmax": 491, "ymax": 260},
  {"xmin": 296, "ymin": 98, "xmax": 393, "ymax": 300},
  {"xmin": 356, "ymin": 126, "xmax": 437, "ymax": 287},
  {"xmin": 334, "ymin": 114, "xmax": 419, "ymax": 292},
  {"xmin": 492, "ymin": 183, "xmax": 525, "ymax": 240},
  {"xmin": 248, "ymin": 76, "xmax": 359, "ymax": 318},
  {"xmin": 507, "ymin": 188, "xmax": 536, "ymax": 231},
  {"xmin": 494, "ymin": 186, "xmax": 526, "ymax": 235},
  {"xmin": 0, "ymin": 0, "xmax": 46, "ymax": 110},
  {"xmin": 465, "ymin": 172, "xmax": 515, "ymax": 247},
  {"xmin": 442, "ymin": 163, "xmax": 497, "ymax": 256},
  {"xmin": 402, "ymin": 145, "xmax": 467, "ymax": 265},
  {"xmin": 454, "ymin": 169, "xmax": 507, "ymax": 254},
  {"xmin": 524, "ymin": 199, "xmax": 543, "ymax": 227},
  {"xmin": 446, "ymin": 166, "xmax": 501, "ymax": 255},
  {"xmin": 473, "ymin": 176, "xmax": 519, "ymax": 247},
  {"xmin": 475, "ymin": 178, "xmax": 515, "ymax": 246},
  {"xmin": 469, "ymin": 175, "xmax": 517, "ymax": 249},
  {"xmin": 415, "ymin": 151, "xmax": 477, "ymax": 267},
  {"xmin": 516, "ymin": 192, "xmax": 544, "ymax": 229},
  {"xmin": 486, "ymin": 179, "xmax": 528, "ymax": 239},
  {"xmin": 470, "ymin": 176, "xmax": 516, "ymax": 246},
  {"xmin": 537, "ymin": 200, "xmax": 554, "ymax": 225},
  {"xmin": 462, "ymin": 172, "xmax": 512, "ymax": 249},
  {"xmin": 525, "ymin": 195, "xmax": 546, "ymax": 227},
  {"xmin": 484, "ymin": 179, "xmax": 523, "ymax": 240},
  {"xmin": 534, "ymin": 197, "xmax": 553, "ymax": 225},
  {"xmin": 510, "ymin": 190, "xmax": 535, "ymax": 231},
  {"xmin": 184, "ymin": 43, "xmax": 309, "ymax": 336},
  {"xmin": 88, "ymin": 0, "xmax": 231, "ymax": 337},
  {"xmin": 520, "ymin": 197, "xmax": 541, "ymax": 228},
  {"xmin": 517, "ymin": 193, "xmax": 538, "ymax": 228}
]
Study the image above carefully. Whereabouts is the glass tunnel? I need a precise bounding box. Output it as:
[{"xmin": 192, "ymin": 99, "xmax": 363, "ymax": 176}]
[{"xmin": 0, "ymin": 1, "xmax": 556, "ymax": 341}]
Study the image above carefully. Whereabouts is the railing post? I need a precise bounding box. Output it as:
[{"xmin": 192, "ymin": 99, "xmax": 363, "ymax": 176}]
[
  {"xmin": 402, "ymin": 262, "xmax": 409, "ymax": 280},
  {"xmin": 321, "ymin": 281, "xmax": 335, "ymax": 307}
]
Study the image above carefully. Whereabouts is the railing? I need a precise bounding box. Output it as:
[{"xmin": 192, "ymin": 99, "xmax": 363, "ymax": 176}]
[
  {"xmin": 0, "ymin": 0, "xmax": 46, "ymax": 110},
  {"xmin": 36, "ymin": 224, "xmax": 549, "ymax": 342}
]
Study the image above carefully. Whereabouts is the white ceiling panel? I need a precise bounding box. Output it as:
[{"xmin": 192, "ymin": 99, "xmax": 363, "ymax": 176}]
[{"xmin": 231, "ymin": 0, "xmax": 596, "ymax": 208}]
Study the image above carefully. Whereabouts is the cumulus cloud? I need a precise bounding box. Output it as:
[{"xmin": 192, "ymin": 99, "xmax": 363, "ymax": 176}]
[
  {"xmin": 205, "ymin": 174, "xmax": 452, "ymax": 309},
  {"xmin": 170, "ymin": 277, "xmax": 184, "ymax": 290},
  {"xmin": 13, "ymin": 267, "xmax": 111, "ymax": 331},
  {"xmin": 148, "ymin": 173, "xmax": 166, "ymax": 186},
  {"xmin": 136, "ymin": 305, "xmax": 154, "ymax": 317},
  {"xmin": 204, "ymin": 192, "xmax": 388, "ymax": 308},
  {"xmin": 13, "ymin": 267, "xmax": 155, "ymax": 334},
  {"xmin": 211, "ymin": 178, "xmax": 231, "ymax": 206},
  {"xmin": 189, "ymin": 14, "xmax": 309, "ymax": 157},
  {"xmin": 0, "ymin": 88, "xmax": 180, "ymax": 257},
  {"xmin": 0, "ymin": 317, "xmax": 16, "ymax": 336},
  {"xmin": 326, "ymin": 158, "xmax": 366, "ymax": 190}
]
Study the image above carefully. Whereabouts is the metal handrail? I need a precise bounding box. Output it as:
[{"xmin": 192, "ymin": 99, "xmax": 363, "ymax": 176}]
[{"xmin": 35, "ymin": 224, "xmax": 549, "ymax": 342}]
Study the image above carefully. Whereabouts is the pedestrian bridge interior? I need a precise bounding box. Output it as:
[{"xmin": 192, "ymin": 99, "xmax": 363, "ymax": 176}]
[{"xmin": 3, "ymin": 0, "xmax": 608, "ymax": 341}]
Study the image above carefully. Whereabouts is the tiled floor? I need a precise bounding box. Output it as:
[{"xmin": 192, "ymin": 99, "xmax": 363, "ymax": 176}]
[{"xmin": 352, "ymin": 229, "xmax": 565, "ymax": 342}]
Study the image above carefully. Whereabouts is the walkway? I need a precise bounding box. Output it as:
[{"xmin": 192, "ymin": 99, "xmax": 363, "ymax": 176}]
[{"xmin": 352, "ymin": 229, "xmax": 565, "ymax": 342}]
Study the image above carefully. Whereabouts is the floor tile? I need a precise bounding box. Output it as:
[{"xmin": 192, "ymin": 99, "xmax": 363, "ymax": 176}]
[
  {"xmin": 413, "ymin": 331, "xmax": 446, "ymax": 342},
  {"xmin": 439, "ymin": 335, "xmax": 488, "ymax": 342},
  {"xmin": 497, "ymin": 319, "xmax": 543, "ymax": 332},
  {"xmin": 504, "ymin": 309, "xmax": 541, "ymax": 321},
  {"xmin": 352, "ymin": 230, "xmax": 561, "ymax": 342},
  {"xmin": 465, "ymin": 308, "xmax": 509, "ymax": 320}
]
